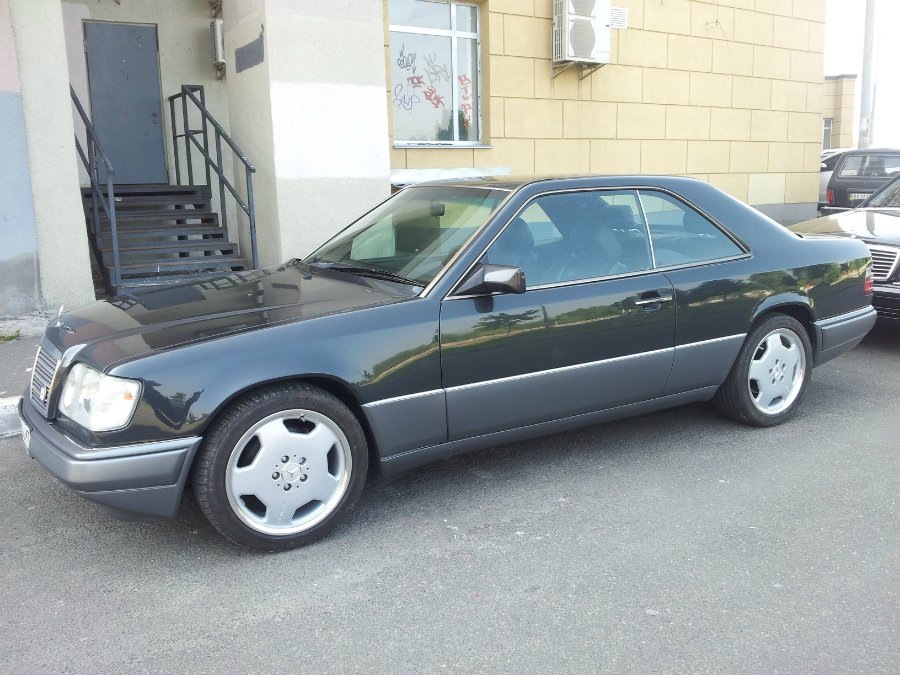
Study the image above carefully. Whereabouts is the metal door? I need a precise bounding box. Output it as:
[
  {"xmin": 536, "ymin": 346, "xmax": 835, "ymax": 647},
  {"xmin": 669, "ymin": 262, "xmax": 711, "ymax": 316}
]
[{"xmin": 84, "ymin": 21, "xmax": 167, "ymax": 184}]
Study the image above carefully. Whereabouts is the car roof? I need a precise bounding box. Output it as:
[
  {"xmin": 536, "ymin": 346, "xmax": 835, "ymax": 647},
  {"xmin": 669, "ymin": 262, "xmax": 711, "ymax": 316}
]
[
  {"xmin": 403, "ymin": 175, "xmax": 707, "ymax": 191},
  {"xmin": 840, "ymin": 148, "xmax": 900, "ymax": 156}
]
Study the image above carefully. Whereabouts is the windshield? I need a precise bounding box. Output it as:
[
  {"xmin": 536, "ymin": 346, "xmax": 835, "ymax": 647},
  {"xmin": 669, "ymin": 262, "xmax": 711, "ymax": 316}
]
[
  {"xmin": 306, "ymin": 186, "xmax": 507, "ymax": 285},
  {"xmin": 865, "ymin": 175, "xmax": 900, "ymax": 208}
]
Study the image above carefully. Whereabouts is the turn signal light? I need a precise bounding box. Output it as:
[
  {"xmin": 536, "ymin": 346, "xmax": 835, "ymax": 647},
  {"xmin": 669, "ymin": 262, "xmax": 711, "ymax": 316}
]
[{"xmin": 864, "ymin": 264, "xmax": 874, "ymax": 294}]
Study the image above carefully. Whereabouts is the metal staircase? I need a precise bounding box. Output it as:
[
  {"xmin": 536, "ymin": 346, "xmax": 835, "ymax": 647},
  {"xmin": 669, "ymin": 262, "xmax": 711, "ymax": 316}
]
[
  {"xmin": 82, "ymin": 184, "xmax": 249, "ymax": 291},
  {"xmin": 72, "ymin": 84, "xmax": 258, "ymax": 295}
]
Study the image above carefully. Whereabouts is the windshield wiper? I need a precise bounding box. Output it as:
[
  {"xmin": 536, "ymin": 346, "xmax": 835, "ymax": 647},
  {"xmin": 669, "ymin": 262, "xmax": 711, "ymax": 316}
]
[{"xmin": 311, "ymin": 262, "xmax": 420, "ymax": 286}]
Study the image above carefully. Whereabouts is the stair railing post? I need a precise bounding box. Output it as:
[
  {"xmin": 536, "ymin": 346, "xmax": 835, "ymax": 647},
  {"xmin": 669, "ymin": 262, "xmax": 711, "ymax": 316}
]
[
  {"xmin": 87, "ymin": 139, "xmax": 100, "ymax": 239},
  {"xmin": 181, "ymin": 89, "xmax": 194, "ymax": 185},
  {"xmin": 170, "ymin": 95, "xmax": 181, "ymax": 185},
  {"xmin": 215, "ymin": 130, "xmax": 227, "ymax": 231},
  {"xmin": 105, "ymin": 173, "xmax": 121, "ymax": 291},
  {"xmin": 198, "ymin": 86, "xmax": 212, "ymax": 189},
  {"xmin": 246, "ymin": 165, "xmax": 258, "ymax": 269}
]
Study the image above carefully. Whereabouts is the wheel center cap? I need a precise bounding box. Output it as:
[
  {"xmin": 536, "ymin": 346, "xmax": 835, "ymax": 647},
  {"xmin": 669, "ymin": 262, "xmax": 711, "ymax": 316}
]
[{"xmin": 281, "ymin": 462, "xmax": 303, "ymax": 484}]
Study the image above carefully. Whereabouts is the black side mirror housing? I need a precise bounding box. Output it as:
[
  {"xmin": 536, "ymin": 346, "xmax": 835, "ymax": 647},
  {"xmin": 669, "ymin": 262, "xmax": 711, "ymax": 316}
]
[{"xmin": 455, "ymin": 264, "xmax": 526, "ymax": 296}]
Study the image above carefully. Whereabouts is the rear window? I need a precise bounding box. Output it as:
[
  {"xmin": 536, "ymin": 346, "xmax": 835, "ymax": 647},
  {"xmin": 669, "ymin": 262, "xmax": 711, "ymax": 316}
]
[{"xmin": 838, "ymin": 154, "xmax": 900, "ymax": 178}]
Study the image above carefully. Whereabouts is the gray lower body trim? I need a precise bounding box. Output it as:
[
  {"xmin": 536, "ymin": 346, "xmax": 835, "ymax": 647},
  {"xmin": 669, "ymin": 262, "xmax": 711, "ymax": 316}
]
[
  {"xmin": 362, "ymin": 389, "xmax": 447, "ymax": 456},
  {"xmin": 813, "ymin": 305, "xmax": 877, "ymax": 366},
  {"xmin": 19, "ymin": 399, "xmax": 200, "ymax": 519},
  {"xmin": 445, "ymin": 347, "xmax": 675, "ymax": 441},
  {"xmin": 663, "ymin": 334, "xmax": 745, "ymax": 395},
  {"xmin": 380, "ymin": 385, "xmax": 719, "ymax": 477}
]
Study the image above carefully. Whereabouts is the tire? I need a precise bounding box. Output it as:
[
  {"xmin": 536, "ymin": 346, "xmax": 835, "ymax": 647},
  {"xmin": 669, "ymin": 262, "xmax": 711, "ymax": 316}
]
[
  {"xmin": 193, "ymin": 383, "xmax": 368, "ymax": 551},
  {"xmin": 714, "ymin": 314, "xmax": 812, "ymax": 427}
]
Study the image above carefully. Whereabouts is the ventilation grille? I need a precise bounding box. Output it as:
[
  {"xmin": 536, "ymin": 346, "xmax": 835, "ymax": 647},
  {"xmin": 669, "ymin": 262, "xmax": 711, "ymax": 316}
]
[
  {"xmin": 868, "ymin": 244, "xmax": 900, "ymax": 282},
  {"xmin": 30, "ymin": 346, "xmax": 60, "ymax": 418}
]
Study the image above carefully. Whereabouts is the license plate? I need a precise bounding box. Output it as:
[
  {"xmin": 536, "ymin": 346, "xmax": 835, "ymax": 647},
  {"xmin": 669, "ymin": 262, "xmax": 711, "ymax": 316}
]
[
  {"xmin": 849, "ymin": 192, "xmax": 871, "ymax": 202},
  {"xmin": 21, "ymin": 418, "xmax": 31, "ymax": 454}
]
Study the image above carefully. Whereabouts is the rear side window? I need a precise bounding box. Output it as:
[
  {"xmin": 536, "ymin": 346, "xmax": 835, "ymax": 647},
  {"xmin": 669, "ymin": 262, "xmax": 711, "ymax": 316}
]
[
  {"xmin": 639, "ymin": 191, "xmax": 743, "ymax": 267},
  {"xmin": 839, "ymin": 154, "xmax": 900, "ymax": 178}
]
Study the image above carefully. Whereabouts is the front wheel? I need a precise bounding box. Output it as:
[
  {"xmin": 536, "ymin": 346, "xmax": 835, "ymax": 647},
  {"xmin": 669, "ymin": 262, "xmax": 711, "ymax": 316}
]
[
  {"xmin": 715, "ymin": 314, "xmax": 812, "ymax": 427},
  {"xmin": 193, "ymin": 383, "xmax": 368, "ymax": 551}
]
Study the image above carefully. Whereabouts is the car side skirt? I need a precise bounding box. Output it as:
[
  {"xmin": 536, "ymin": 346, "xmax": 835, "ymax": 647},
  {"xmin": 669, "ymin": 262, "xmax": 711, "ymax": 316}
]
[{"xmin": 378, "ymin": 385, "xmax": 719, "ymax": 477}]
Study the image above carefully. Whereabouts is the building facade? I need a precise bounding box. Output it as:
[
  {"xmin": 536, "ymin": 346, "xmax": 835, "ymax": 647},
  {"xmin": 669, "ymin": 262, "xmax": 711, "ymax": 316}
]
[
  {"xmin": 0, "ymin": 0, "xmax": 826, "ymax": 317},
  {"xmin": 822, "ymin": 73, "xmax": 856, "ymax": 150}
]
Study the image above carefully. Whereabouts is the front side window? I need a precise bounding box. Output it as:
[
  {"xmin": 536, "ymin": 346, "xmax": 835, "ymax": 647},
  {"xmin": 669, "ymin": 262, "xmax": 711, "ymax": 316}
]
[
  {"xmin": 308, "ymin": 186, "xmax": 505, "ymax": 286},
  {"xmin": 640, "ymin": 191, "xmax": 743, "ymax": 267},
  {"xmin": 389, "ymin": 0, "xmax": 480, "ymax": 145}
]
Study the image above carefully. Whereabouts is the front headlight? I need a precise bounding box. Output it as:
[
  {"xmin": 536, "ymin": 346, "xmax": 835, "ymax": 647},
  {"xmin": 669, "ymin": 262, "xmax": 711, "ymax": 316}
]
[{"xmin": 58, "ymin": 363, "xmax": 141, "ymax": 432}]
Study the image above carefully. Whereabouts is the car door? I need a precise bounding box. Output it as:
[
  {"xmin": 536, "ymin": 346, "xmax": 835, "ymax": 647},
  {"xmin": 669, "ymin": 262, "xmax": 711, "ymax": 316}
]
[
  {"xmin": 637, "ymin": 189, "xmax": 754, "ymax": 396},
  {"xmin": 439, "ymin": 189, "xmax": 676, "ymax": 441}
]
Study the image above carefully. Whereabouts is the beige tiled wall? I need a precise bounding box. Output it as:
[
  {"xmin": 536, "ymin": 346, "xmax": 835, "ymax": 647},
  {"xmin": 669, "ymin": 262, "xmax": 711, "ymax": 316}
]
[
  {"xmin": 823, "ymin": 75, "xmax": 856, "ymax": 149},
  {"xmin": 386, "ymin": 0, "xmax": 826, "ymax": 207}
]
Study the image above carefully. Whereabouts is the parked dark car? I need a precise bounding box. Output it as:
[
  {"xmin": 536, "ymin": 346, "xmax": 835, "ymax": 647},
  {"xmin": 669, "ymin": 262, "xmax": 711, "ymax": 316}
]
[
  {"xmin": 819, "ymin": 148, "xmax": 851, "ymax": 209},
  {"xmin": 19, "ymin": 176, "xmax": 876, "ymax": 550},
  {"xmin": 823, "ymin": 148, "xmax": 900, "ymax": 213},
  {"xmin": 793, "ymin": 172, "xmax": 900, "ymax": 321}
]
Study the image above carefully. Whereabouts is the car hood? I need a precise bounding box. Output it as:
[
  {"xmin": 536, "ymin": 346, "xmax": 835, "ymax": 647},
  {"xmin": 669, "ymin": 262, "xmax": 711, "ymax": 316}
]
[
  {"xmin": 789, "ymin": 209, "xmax": 900, "ymax": 246},
  {"xmin": 45, "ymin": 261, "xmax": 418, "ymax": 371}
]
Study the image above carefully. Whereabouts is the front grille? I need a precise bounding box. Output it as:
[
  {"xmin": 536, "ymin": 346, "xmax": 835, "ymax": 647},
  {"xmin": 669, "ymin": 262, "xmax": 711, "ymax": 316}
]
[
  {"xmin": 30, "ymin": 346, "xmax": 60, "ymax": 418},
  {"xmin": 868, "ymin": 245, "xmax": 900, "ymax": 282}
]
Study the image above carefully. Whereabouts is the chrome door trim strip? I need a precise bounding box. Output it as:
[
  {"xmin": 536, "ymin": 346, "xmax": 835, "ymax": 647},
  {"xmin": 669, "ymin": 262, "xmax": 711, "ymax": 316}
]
[{"xmin": 362, "ymin": 389, "xmax": 444, "ymax": 408}]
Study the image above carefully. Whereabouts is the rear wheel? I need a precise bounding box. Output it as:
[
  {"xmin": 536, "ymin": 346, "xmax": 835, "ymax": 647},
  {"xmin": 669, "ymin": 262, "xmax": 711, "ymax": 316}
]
[
  {"xmin": 715, "ymin": 314, "xmax": 812, "ymax": 427},
  {"xmin": 193, "ymin": 383, "xmax": 368, "ymax": 551}
]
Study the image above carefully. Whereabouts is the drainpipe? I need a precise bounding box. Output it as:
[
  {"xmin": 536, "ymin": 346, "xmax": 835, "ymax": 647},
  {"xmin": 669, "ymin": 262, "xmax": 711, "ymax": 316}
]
[{"xmin": 858, "ymin": 0, "xmax": 878, "ymax": 148}]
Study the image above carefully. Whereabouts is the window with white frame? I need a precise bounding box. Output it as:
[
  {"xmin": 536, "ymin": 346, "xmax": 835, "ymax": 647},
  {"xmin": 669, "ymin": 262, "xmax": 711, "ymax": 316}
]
[
  {"xmin": 822, "ymin": 118, "xmax": 833, "ymax": 150},
  {"xmin": 389, "ymin": 0, "xmax": 481, "ymax": 145}
]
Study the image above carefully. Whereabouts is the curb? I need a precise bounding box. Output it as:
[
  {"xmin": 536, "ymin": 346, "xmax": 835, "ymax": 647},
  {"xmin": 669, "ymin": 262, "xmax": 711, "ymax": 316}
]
[{"xmin": 0, "ymin": 396, "xmax": 22, "ymax": 438}]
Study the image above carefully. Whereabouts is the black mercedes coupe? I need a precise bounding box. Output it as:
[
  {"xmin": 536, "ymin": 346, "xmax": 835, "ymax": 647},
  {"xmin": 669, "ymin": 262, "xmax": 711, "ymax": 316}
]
[{"xmin": 19, "ymin": 176, "xmax": 876, "ymax": 550}]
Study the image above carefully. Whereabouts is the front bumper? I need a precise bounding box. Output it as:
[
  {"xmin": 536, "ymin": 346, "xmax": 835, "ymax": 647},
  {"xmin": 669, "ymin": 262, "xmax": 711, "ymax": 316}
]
[
  {"xmin": 18, "ymin": 398, "xmax": 201, "ymax": 519},
  {"xmin": 873, "ymin": 283, "xmax": 900, "ymax": 321},
  {"xmin": 813, "ymin": 305, "xmax": 878, "ymax": 366}
]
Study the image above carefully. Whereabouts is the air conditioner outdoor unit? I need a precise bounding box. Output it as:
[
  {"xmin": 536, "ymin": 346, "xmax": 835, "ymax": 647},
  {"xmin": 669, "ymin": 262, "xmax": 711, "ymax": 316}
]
[
  {"xmin": 552, "ymin": 0, "xmax": 612, "ymax": 66},
  {"xmin": 210, "ymin": 19, "xmax": 226, "ymax": 67}
]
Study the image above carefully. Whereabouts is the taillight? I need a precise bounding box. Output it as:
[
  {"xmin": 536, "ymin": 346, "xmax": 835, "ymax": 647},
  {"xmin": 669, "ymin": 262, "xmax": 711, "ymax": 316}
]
[
  {"xmin": 827, "ymin": 189, "xmax": 834, "ymax": 205},
  {"xmin": 864, "ymin": 264, "xmax": 874, "ymax": 294}
]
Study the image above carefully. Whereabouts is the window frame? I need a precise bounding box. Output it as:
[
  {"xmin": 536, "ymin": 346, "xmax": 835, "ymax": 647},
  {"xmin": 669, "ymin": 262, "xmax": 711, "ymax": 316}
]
[
  {"xmin": 389, "ymin": 0, "xmax": 483, "ymax": 148},
  {"xmin": 445, "ymin": 186, "xmax": 751, "ymax": 299},
  {"xmin": 822, "ymin": 117, "xmax": 833, "ymax": 150}
]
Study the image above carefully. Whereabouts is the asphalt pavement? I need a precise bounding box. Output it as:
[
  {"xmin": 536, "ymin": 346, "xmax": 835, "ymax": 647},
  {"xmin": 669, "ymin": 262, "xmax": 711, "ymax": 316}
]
[{"xmin": 0, "ymin": 322, "xmax": 897, "ymax": 673}]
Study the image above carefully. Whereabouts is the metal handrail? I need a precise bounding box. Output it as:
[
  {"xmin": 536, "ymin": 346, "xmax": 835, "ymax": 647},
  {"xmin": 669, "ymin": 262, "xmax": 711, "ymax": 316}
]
[
  {"xmin": 70, "ymin": 85, "xmax": 122, "ymax": 290},
  {"xmin": 168, "ymin": 84, "xmax": 258, "ymax": 268}
]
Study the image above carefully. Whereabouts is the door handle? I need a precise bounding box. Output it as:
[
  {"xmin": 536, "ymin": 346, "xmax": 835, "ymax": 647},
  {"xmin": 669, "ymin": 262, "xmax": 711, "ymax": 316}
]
[{"xmin": 634, "ymin": 292, "xmax": 674, "ymax": 306}]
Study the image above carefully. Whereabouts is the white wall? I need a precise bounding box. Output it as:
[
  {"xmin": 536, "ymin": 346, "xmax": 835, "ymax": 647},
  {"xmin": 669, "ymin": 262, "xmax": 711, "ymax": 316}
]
[{"xmin": 9, "ymin": 0, "xmax": 94, "ymax": 311}]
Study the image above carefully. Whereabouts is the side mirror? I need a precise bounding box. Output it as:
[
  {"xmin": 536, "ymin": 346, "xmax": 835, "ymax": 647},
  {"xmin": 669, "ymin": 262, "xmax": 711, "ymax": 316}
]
[
  {"xmin": 455, "ymin": 264, "xmax": 526, "ymax": 296},
  {"xmin": 820, "ymin": 162, "xmax": 827, "ymax": 170}
]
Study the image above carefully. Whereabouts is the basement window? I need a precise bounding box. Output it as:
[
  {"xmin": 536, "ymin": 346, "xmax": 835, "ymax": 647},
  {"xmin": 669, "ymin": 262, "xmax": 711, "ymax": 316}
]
[{"xmin": 389, "ymin": 0, "xmax": 481, "ymax": 146}]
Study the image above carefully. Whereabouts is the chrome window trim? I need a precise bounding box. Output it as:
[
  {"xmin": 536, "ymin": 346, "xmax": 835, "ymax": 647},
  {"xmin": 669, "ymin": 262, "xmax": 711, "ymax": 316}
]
[
  {"xmin": 442, "ymin": 184, "xmax": 752, "ymax": 300},
  {"xmin": 363, "ymin": 333, "xmax": 747, "ymax": 407}
]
